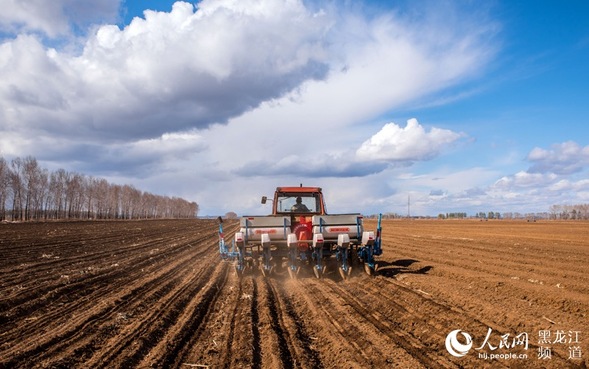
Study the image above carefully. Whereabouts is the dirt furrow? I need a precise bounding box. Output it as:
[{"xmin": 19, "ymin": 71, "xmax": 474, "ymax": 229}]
[
  {"xmin": 0, "ymin": 233, "xmax": 215, "ymax": 341},
  {"xmin": 263, "ymin": 277, "xmax": 296, "ymax": 368},
  {"xmin": 145, "ymin": 262, "xmax": 230, "ymax": 368},
  {"xmin": 270, "ymin": 276, "xmax": 371, "ymax": 368},
  {"xmin": 217, "ymin": 271, "xmax": 247, "ymax": 368},
  {"xmin": 251, "ymin": 276, "xmax": 263, "ymax": 369},
  {"xmin": 89, "ymin": 245, "xmax": 221, "ymax": 368},
  {"xmin": 0, "ymin": 231, "xmax": 214, "ymax": 316},
  {"xmin": 371, "ymin": 220, "xmax": 588, "ymax": 368},
  {"xmin": 0, "ymin": 220, "xmax": 221, "ymax": 368},
  {"xmin": 327, "ymin": 277, "xmax": 503, "ymax": 369},
  {"xmin": 176, "ymin": 266, "xmax": 261, "ymax": 369},
  {"xmin": 272, "ymin": 280, "xmax": 323, "ymax": 369}
]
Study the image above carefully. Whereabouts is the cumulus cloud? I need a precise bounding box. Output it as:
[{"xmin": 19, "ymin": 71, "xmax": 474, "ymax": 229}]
[
  {"xmin": 0, "ymin": 128, "xmax": 206, "ymax": 177},
  {"xmin": 231, "ymin": 119, "xmax": 464, "ymax": 178},
  {"xmin": 1, "ymin": 0, "xmax": 331, "ymax": 141},
  {"xmin": 0, "ymin": 0, "xmax": 497, "ymax": 146},
  {"xmin": 355, "ymin": 119, "xmax": 464, "ymax": 162},
  {"xmin": 487, "ymin": 141, "xmax": 589, "ymax": 196},
  {"xmin": 92, "ymin": 130, "xmax": 208, "ymax": 175},
  {"xmin": 233, "ymin": 154, "xmax": 388, "ymax": 178},
  {"xmin": 428, "ymin": 141, "xmax": 589, "ymax": 215},
  {"xmin": 527, "ymin": 141, "xmax": 589, "ymax": 174},
  {"xmin": 493, "ymin": 171, "xmax": 558, "ymax": 189},
  {"xmin": 0, "ymin": 0, "xmax": 120, "ymax": 38},
  {"xmin": 75, "ymin": 142, "xmax": 204, "ymax": 177}
]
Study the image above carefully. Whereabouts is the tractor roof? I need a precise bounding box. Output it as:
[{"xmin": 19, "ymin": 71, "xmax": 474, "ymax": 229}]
[{"xmin": 276, "ymin": 186, "xmax": 322, "ymax": 193}]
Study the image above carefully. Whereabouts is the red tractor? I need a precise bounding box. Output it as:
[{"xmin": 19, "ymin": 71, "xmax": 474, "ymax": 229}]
[{"xmin": 221, "ymin": 185, "xmax": 382, "ymax": 279}]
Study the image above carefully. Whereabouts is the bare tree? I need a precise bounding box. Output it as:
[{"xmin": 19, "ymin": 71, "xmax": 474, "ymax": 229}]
[
  {"xmin": 93, "ymin": 178, "xmax": 109, "ymax": 219},
  {"xmin": 9, "ymin": 157, "xmax": 25, "ymax": 220},
  {"xmin": 0, "ymin": 157, "xmax": 9, "ymax": 220},
  {"xmin": 21, "ymin": 157, "xmax": 49, "ymax": 220},
  {"xmin": 49, "ymin": 169, "xmax": 69, "ymax": 219},
  {"xmin": 31, "ymin": 166, "xmax": 49, "ymax": 220}
]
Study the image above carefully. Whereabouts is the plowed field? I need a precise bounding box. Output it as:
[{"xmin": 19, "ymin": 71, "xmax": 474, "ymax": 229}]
[{"xmin": 0, "ymin": 219, "xmax": 587, "ymax": 368}]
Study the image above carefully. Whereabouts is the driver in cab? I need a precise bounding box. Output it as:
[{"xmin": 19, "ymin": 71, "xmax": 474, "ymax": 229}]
[{"xmin": 291, "ymin": 197, "xmax": 310, "ymax": 212}]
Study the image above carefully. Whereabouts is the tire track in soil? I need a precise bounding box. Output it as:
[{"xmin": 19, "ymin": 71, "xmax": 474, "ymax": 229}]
[
  {"xmin": 90, "ymin": 245, "xmax": 224, "ymax": 368},
  {"xmin": 150, "ymin": 263, "xmax": 230, "ymax": 368},
  {"xmin": 202, "ymin": 271, "xmax": 260, "ymax": 369},
  {"xmin": 251, "ymin": 276, "xmax": 263, "ymax": 369},
  {"xmin": 263, "ymin": 278, "xmax": 295, "ymax": 368},
  {"xmin": 197, "ymin": 271, "xmax": 261, "ymax": 369},
  {"xmin": 218, "ymin": 273, "xmax": 245, "ymax": 369},
  {"xmin": 251, "ymin": 275, "xmax": 323, "ymax": 369},
  {"xmin": 288, "ymin": 277, "xmax": 375, "ymax": 368},
  {"xmin": 78, "ymin": 260, "xmax": 216, "ymax": 367},
  {"xmin": 274, "ymin": 282, "xmax": 323, "ymax": 369}
]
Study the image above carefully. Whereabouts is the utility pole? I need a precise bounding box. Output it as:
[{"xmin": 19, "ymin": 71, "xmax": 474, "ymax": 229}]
[{"xmin": 407, "ymin": 194, "xmax": 410, "ymax": 218}]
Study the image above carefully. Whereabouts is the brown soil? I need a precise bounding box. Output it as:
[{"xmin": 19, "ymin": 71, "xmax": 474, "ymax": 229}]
[{"xmin": 0, "ymin": 219, "xmax": 587, "ymax": 368}]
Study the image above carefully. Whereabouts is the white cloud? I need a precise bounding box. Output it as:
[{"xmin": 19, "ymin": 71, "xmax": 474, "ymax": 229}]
[
  {"xmin": 233, "ymin": 153, "xmax": 388, "ymax": 178},
  {"xmin": 548, "ymin": 179, "xmax": 571, "ymax": 192},
  {"xmin": 94, "ymin": 131, "xmax": 208, "ymax": 175},
  {"xmin": 0, "ymin": 0, "xmax": 496, "ymax": 146},
  {"xmin": 355, "ymin": 119, "xmax": 464, "ymax": 162},
  {"xmin": 490, "ymin": 141, "xmax": 589, "ymax": 194},
  {"xmin": 0, "ymin": 0, "xmax": 501, "ymax": 216},
  {"xmin": 1, "ymin": 0, "xmax": 332, "ymax": 141},
  {"xmin": 527, "ymin": 141, "xmax": 589, "ymax": 174},
  {"xmin": 0, "ymin": 0, "xmax": 120, "ymax": 38},
  {"xmin": 227, "ymin": 119, "xmax": 464, "ymax": 178},
  {"xmin": 493, "ymin": 171, "xmax": 558, "ymax": 189},
  {"xmin": 445, "ymin": 142, "xmax": 589, "ymax": 214}
]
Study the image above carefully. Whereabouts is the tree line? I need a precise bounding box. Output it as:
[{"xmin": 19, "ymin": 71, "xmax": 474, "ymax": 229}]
[
  {"xmin": 440, "ymin": 208, "xmax": 589, "ymax": 220},
  {"xmin": 376, "ymin": 206, "xmax": 589, "ymax": 220},
  {"xmin": 474, "ymin": 207, "xmax": 589, "ymax": 220},
  {"xmin": 547, "ymin": 204, "xmax": 589, "ymax": 220},
  {"xmin": 0, "ymin": 156, "xmax": 198, "ymax": 221}
]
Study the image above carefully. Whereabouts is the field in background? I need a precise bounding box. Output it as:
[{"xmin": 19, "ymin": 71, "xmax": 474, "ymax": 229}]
[{"xmin": 1, "ymin": 219, "xmax": 587, "ymax": 368}]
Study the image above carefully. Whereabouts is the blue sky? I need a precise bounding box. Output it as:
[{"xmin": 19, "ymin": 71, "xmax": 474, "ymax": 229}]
[{"xmin": 0, "ymin": 0, "xmax": 588, "ymax": 216}]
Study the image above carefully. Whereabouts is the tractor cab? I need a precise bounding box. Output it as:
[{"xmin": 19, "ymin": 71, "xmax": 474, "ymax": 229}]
[
  {"xmin": 261, "ymin": 187, "xmax": 327, "ymax": 245},
  {"xmin": 262, "ymin": 186, "xmax": 327, "ymax": 216}
]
